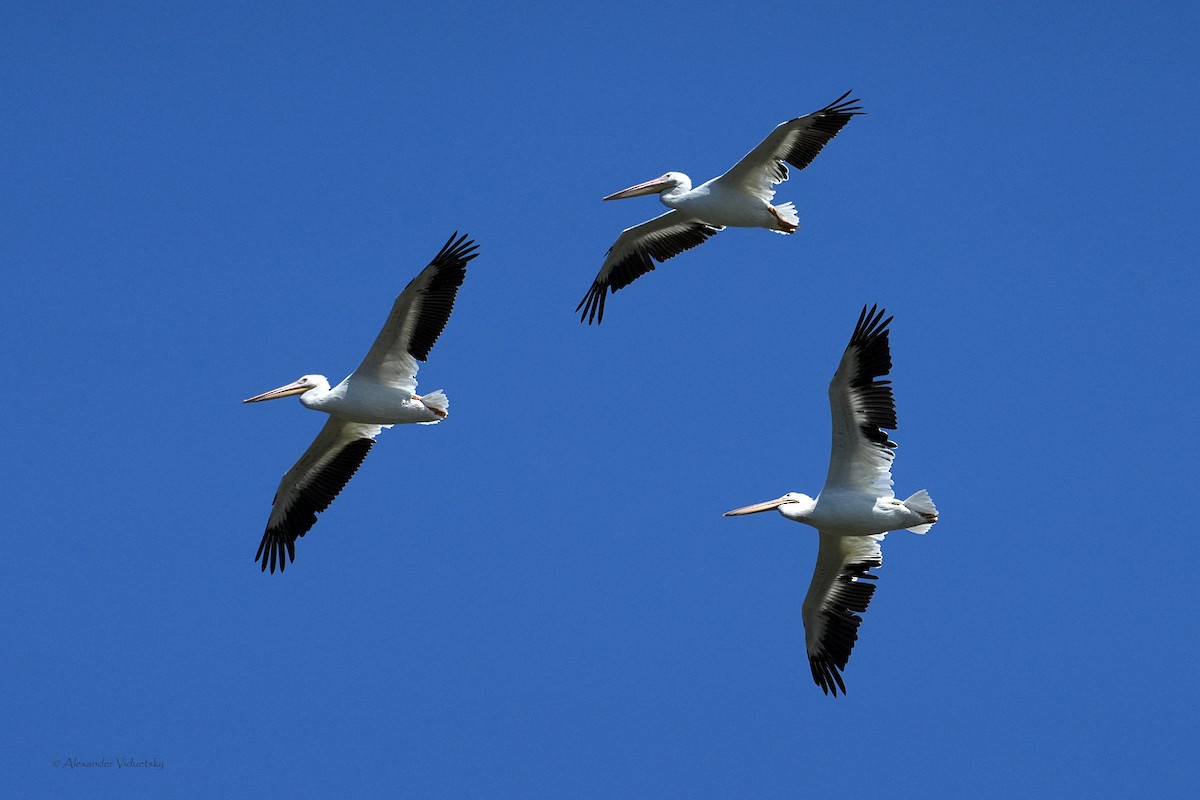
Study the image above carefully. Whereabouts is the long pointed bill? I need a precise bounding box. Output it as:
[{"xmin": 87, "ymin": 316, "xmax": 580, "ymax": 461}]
[
  {"xmin": 603, "ymin": 176, "xmax": 675, "ymax": 201},
  {"xmin": 723, "ymin": 497, "xmax": 789, "ymax": 517},
  {"xmin": 243, "ymin": 380, "xmax": 310, "ymax": 404}
]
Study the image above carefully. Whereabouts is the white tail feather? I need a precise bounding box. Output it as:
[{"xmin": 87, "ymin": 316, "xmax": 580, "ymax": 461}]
[
  {"xmin": 904, "ymin": 489, "xmax": 938, "ymax": 534},
  {"xmin": 418, "ymin": 389, "xmax": 449, "ymax": 424},
  {"xmin": 770, "ymin": 202, "xmax": 799, "ymax": 234}
]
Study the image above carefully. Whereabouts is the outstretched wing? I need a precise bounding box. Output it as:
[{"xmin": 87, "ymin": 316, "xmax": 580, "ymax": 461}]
[
  {"xmin": 353, "ymin": 232, "xmax": 479, "ymax": 393},
  {"xmin": 576, "ymin": 211, "xmax": 722, "ymax": 324},
  {"xmin": 713, "ymin": 91, "xmax": 864, "ymax": 203},
  {"xmin": 824, "ymin": 304, "xmax": 897, "ymax": 498},
  {"xmin": 255, "ymin": 417, "xmax": 384, "ymax": 574},
  {"xmin": 802, "ymin": 531, "xmax": 885, "ymax": 696}
]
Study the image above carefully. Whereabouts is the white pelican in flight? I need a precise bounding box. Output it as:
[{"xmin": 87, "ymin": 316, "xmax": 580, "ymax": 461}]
[
  {"xmin": 723, "ymin": 305, "xmax": 938, "ymax": 695},
  {"xmin": 243, "ymin": 232, "xmax": 479, "ymax": 573},
  {"xmin": 577, "ymin": 91, "xmax": 863, "ymax": 323}
]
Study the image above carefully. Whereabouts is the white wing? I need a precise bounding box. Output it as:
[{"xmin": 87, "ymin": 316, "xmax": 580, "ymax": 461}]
[
  {"xmin": 824, "ymin": 304, "xmax": 898, "ymax": 498},
  {"xmin": 352, "ymin": 232, "xmax": 479, "ymax": 393},
  {"xmin": 576, "ymin": 211, "xmax": 722, "ymax": 324},
  {"xmin": 711, "ymin": 91, "xmax": 863, "ymax": 204},
  {"xmin": 256, "ymin": 417, "xmax": 385, "ymax": 574},
  {"xmin": 801, "ymin": 531, "xmax": 885, "ymax": 696}
]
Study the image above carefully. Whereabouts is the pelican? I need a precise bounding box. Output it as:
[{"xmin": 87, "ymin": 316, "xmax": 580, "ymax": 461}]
[
  {"xmin": 577, "ymin": 91, "xmax": 863, "ymax": 323},
  {"xmin": 243, "ymin": 232, "xmax": 479, "ymax": 573},
  {"xmin": 723, "ymin": 305, "xmax": 938, "ymax": 696}
]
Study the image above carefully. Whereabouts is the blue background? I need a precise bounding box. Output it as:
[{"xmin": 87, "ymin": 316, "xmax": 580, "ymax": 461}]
[{"xmin": 3, "ymin": 1, "xmax": 1197, "ymax": 797}]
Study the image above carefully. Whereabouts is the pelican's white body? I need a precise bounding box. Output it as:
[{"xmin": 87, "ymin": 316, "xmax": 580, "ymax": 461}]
[
  {"xmin": 297, "ymin": 375, "xmax": 445, "ymax": 426},
  {"xmin": 774, "ymin": 490, "xmax": 934, "ymax": 536},
  {"xmin": 657, "ymin": 174, "xmax": 791, "ymax": 230}
]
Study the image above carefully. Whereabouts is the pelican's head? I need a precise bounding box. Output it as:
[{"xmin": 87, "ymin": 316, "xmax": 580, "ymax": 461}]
[
  {"xmin": 603, "ymin": 171, "xmax": 690, "ymax": 201},
  {"xmin": 723, "ymin": 492, "xmax": 815, "ymax": 521},
  {"xmin": 243, "ymin": 374, "xmax": 327, "ymax": 404}
]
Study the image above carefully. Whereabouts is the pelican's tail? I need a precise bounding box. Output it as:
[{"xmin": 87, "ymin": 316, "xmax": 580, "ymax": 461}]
[
  {"xmin": 903, "ymin": 489, "xmax": 938, "ymax": 534},
  {"xmin": 769, "ymin": 202, "xmax": 799, "ymax": 234},
  {"xmin": 418, "ymin": 389, "xmax": 449, "ymax": 423}
]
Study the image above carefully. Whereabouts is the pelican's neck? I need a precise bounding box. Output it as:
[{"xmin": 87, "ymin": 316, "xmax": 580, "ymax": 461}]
[
  {"xmin": 779, "ymin": 495, "xmax": 817, "ymax": 523},
  {"xmin": 659, "ymin": 175, "xmax": 693, "ymax": 208},
  {"xmin": 297, "ymin": 377, "xmax": 334, "ymax": 410}
]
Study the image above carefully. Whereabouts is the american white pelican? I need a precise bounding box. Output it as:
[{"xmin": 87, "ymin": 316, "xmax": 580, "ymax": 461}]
[
  {"xmin": 577, "ymin": 91, "xmax": 863, "ymax": 323},
  {"xmin": 243, "ymin": 232, "xmax": 479, "ymax": 573},
  {"xmin": 723, "ymin": 305, "xmax": 938, "ymax": 695}
]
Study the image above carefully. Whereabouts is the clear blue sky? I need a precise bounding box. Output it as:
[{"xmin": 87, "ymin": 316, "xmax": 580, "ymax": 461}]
[{"xmin": 3, "ymin": 1, "xmax": 1198, "ymax": 797}]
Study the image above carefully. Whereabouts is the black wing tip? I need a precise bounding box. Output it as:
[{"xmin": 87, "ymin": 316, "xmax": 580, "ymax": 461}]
[
  {"xmin": 255, "ymin": 529, "xmax": 296, "ymax": 575},
  {"xmin": 433, "ymin": 231, "xmax": 480, "ymax": 265},
  {"xmin": 821, "ymin": 89, "xmax": 866, "ymax": 116},
  {"xmin": 848, "ymin": 303, "xmax": 894, "ymax": 386},
  {"xmin": 851, "ymin": 303, "xmax": 893, "ymax": 348},
  {"xmin": 810, "ymin": 655, "xmax": 849, "ymax": 696},
  {"xmin": 576, "ymin": 281, "xmax": 608, "ymax": 324}
]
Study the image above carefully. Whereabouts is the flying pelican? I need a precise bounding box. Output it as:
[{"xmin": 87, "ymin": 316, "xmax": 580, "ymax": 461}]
[
  {"xmin": 243, "ymin": 232, "xmax": 479, "ymax": 573},
  {"xmin": 723, "ymin": 305, "xmax": 938, "ymax": 695},
  {"xmin": 576, "ymin": 91, "xmax": 863, "ymax": 324}
]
